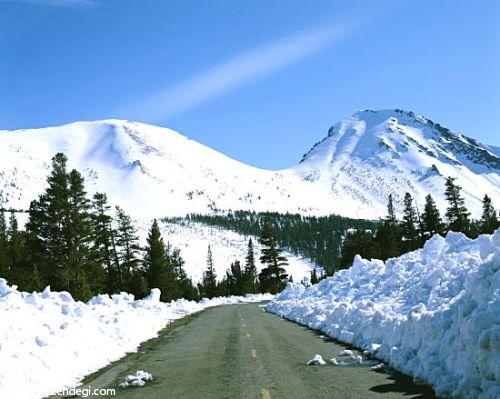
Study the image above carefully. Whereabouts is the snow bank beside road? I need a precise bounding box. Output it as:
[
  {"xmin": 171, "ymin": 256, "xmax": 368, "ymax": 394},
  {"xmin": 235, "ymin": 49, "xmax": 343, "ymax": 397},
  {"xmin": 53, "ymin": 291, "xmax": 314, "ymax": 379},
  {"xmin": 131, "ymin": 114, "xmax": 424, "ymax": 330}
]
[
  {"xmin": 0, "ymin": 281, "xmax": 272, "ymax": 399},
  {"xmin": 267, "ymin": 230, "xmax": 500, "ymax": 399}
]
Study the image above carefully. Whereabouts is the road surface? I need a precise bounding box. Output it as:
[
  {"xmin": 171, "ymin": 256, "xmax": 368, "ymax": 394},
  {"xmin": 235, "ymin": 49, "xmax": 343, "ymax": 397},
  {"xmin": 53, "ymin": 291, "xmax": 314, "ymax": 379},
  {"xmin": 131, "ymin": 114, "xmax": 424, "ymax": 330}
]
[{"xmin": 72, "ymin": 303, "xmax": 436, "ymax": 399}]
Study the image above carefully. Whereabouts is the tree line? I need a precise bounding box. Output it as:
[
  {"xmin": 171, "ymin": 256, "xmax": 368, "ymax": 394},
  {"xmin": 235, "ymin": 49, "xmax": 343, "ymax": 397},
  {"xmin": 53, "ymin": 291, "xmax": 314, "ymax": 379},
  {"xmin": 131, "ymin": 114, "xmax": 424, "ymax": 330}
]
[
  {"xmin": 339, "ymin": 177, "xmax": 499, "ymax": 269},
  {"xmin": 172, "ymin": 211, "xmax": 377, "ymax": 275},
  {"xmin": 0, "ymin": 153, "xmax": 292, "ymax": 301}
]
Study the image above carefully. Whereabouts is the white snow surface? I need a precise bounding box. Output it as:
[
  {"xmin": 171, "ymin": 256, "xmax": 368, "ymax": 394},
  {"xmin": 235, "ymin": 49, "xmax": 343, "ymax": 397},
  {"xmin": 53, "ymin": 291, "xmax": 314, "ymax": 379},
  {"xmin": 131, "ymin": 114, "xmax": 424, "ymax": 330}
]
[
  {"xmin": 1, "ymin": 109, "xmax": 498, "ymax": 220},
  {"xmin": 267, "ymin": 229, "xmax": 500, "ymax": 399},
  {"xmin": 0, "ymin": 279, "xmax": 273, "ymax": 399}
]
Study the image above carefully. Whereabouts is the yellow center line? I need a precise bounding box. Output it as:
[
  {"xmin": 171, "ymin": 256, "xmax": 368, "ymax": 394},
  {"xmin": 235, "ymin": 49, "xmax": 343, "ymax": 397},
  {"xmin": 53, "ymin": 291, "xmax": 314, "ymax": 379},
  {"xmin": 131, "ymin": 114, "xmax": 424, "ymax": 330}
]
[
  {"xmin": 261, "ymin": 388, "xmax": 271, "ymax": 399},
  {"xmin": 251, "ymin": 349, "xmax": 257, "ymax": 359}
]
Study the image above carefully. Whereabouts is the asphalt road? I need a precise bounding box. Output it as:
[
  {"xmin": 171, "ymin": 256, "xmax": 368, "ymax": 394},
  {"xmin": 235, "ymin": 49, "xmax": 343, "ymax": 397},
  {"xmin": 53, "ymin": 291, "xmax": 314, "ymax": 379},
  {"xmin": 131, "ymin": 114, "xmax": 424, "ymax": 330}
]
[{"xmin": 70, "ymin": 303, "xmax": 436, "ymax": 399}]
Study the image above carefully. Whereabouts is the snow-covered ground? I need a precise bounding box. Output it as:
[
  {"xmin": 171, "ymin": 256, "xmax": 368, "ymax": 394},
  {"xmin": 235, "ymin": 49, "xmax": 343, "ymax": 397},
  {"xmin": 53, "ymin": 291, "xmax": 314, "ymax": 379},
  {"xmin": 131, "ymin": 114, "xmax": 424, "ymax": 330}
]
[
  {"xmin": 0, "ymin": 279, "xmax": 272, "ymax": 399},
  {"xmin": 158, "ymin": 220, "xmax": 317, "ymax": 283},
  {"xmin": 267, "ymin": 229, "xmax": 500, "ymax": 399}
]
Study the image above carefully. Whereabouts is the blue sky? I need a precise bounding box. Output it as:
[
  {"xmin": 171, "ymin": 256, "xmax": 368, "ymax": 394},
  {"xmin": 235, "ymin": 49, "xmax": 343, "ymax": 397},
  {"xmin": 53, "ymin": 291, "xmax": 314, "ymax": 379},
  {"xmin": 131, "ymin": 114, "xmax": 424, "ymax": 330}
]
[{"xmin": 0, "ymin": 0, "xmax": 498, "ymax": 169}]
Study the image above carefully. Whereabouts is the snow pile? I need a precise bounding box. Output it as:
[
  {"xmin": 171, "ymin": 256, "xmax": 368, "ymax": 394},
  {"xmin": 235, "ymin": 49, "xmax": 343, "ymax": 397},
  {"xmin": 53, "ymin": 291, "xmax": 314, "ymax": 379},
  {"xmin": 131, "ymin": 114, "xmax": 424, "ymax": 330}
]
[
  {"xmin": 120, "ymin": 370, "xmax": 153, "ymax": 388},
  {"xmin": 267, "ymin": 230, "xmax": 500, "ymax": 399},
  {"xmin": 0, "ymin": 280, "xmax": 272, "ymax": 399}
]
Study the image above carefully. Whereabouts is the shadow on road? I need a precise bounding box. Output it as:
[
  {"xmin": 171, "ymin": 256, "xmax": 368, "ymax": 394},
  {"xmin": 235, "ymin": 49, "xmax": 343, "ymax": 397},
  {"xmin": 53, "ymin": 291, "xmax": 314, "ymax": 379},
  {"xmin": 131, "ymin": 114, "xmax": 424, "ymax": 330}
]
[{"xmin": 370, "ymin": 369, "xmax": 436, "ymax": 399}]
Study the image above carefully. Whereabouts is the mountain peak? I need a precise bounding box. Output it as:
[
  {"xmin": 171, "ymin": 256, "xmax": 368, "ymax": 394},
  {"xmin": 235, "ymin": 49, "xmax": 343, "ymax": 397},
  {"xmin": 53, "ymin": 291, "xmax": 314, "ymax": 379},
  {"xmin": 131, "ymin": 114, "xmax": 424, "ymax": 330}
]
[{"xmin": 293, "ymin": 109, "xmax": 499, "ymax": 217}]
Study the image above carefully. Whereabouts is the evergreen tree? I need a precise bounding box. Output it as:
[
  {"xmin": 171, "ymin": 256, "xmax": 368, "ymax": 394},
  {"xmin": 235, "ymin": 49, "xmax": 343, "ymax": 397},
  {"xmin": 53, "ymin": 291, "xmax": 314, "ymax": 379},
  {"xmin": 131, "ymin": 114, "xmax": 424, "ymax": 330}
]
[
  {"xmin": 92, "ymin": 193, "xmax": 118, "ymax": 293},
  {"xmin": 25, "ymin": 153, "xmax": 101, "ymax": 300},
  {"xmin": 172, "ymin": 248, "xmax": 197, "ymax": 301},
  {"xmin": 445, "ymin": 177, "xmax": 470, "ymax": 234},
  {"xmin": 0, "ymin": 206, "xmax": 8, "ymax": 278},
  {"xmin": 341, "ymin": 229, "xmax": 379, "ymax": 267},
  {"xmin": 243, "ymin": 238, "xmax": 258, "ymax": 293},
  {"xmin": 258, "ymin": 220, "xmax": 288, "ymax": 294},
  {"xmin": 387, "ymin": 194, "xmax": 397, "ymax": 224},
  {"xmin": 115, "ymin": 206, "xmax": 141, "ymax": 291},
  {"xmin": 481, "ymin": 194, "xmax": 499, "ymax": 234},
  {"xmin": 421, "ymin": 194, "xmax": 443, "ymax": 238},
  {"xmin": 374, "ymin": 195, "xmax": 400, "ymax": 260},
  {"xmin": 200, "ymin": 245, "xmax": 218, "ymax": 298},
  {"xmin": 310, "ymin": 268, "xmax": 319, "ymax": 285},
  {"xmin": 163, "ymin": 242, "xmax": 182, "ymax": 301},
  {"xmin": 66, "ymin": 169, "xmax": 102, "ymax": 300},
  {"xmin": 6, "ymin": 213, "xmax": 23, "ymax": 283},
  {"xmin": 129, "ymin": 271, "xmax": 149, "ymax": 300},
  {"xmin": 225, "ymin": 260, "xmax": 244, "ymax": 296},
  {"xmin": 402, "ymin": 192, "xmax": 419, "ymax": 251},
  {"xmin": 143, "ymin": 219, "xmax": 165, "ymax": 291},
  {"xmin": 143, "ymin": 220, "xmax": 179, "ymax": 302}
]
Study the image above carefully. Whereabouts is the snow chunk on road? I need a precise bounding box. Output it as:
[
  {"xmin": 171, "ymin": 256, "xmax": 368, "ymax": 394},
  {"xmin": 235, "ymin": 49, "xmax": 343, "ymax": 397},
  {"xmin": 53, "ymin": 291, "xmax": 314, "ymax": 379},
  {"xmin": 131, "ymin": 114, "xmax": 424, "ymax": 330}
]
[
  {"xmin": 267, "ymin": 229, "xmax": 500, "ymax": 399},
  {"xmin": 329, "ymin": 357, "xmax": 338, "ymax": 366},
  {"xmin": 339, "ymin": 349, "xmax": 355, "ymax": 358},
  {"xmin": 306, "ymin": 354, "xmax": 326, "ymax": 365},
  {"xmin": 0, "ymin": 280, "xmax": 272, "ymax": 399},
  {"xmin": 120, "ymin": 370, "xmax": 153, "ymax": 388}
]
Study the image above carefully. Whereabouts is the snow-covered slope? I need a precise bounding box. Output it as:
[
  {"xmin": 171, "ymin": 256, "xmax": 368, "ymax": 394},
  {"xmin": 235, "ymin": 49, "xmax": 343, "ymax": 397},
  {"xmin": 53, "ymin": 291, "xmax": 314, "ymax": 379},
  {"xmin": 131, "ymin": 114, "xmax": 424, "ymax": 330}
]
[
  {"xmin": 1, "ymin": 110, "xmax": 498, "ymax": 221},
  {"xmin": 0, "ymin": 119, "xmax": 332, "ymax": 219},
  {"xmin": 267, "ymin": 229, "xmax": 500, "ymax": 399},
  {"xmin": 292, "ymin": 109, "xmax": 500, "ymax": 218},
  {"xmin": 157, "ymin": 220, "xmax": 317, "ymax": 283}
]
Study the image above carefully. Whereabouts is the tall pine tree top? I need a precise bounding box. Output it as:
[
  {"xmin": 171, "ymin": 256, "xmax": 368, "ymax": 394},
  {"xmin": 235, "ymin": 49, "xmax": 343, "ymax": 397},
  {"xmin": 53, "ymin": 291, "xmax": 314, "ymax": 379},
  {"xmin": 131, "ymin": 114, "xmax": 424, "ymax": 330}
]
[{"xmin": 445, "ymin": 177, "xmax": 470, "ymax": 233}]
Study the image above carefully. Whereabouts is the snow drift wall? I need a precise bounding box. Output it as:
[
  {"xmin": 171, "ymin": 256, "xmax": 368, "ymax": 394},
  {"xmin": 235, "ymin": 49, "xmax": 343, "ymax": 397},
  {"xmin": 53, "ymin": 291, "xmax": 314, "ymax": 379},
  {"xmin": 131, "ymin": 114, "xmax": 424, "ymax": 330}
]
[
  {"xmin": 267, "ymin": 230, "xmax": 500, "ymax": 399},
  {"xmin": 0, "ymin": 280, "xmax": 272, "ymax": 399}
]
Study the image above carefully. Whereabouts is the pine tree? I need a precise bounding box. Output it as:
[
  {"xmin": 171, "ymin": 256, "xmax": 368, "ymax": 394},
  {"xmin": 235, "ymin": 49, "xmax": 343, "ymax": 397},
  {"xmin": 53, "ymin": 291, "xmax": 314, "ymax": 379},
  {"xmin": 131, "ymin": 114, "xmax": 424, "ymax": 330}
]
[
  {"xmin": 310, "ymin": 268, "xmax": 319, "ymax": 285},
  {"xmin": 143, "ymin": 220, "xmax": 179, "ymax": 302},
  {"xmin": 143, "ymin": 219, "xmax": 165, "ymax": 291},
  {"xmin": 243, "ymin": 238, "xmax": 258, "ymax": 293},
  {"xmin": 24, "ymin": 153, "xmax": 103, "ymax": 299},
  {"xmin": 258, "ymin": 220, "xmax": 288, "ymax": 294},
  {"xmin": 481, "ymin": 194, "xmax": 499, "ymax": 234},
  {"xmin": 402, "ymin": 192, "xmax": 419, "ymax": 251},
  {"xmin": 200, "ymin": 245, "xmax": 218, "ymax": 298},
  {"xmin": 225, "ymin": 260, "xmax": 244, "ymax": 296},
  {"xmin": 172, "ymin": 248, "xmax": 197, "ymax": 300},
  {"xmin": 341, "ymin": 229, "xmax": 379, "ymax": 267},
  {"xmin": 421, "ymin": 194, "xmax": 443, "ymax": 238},
  {"xmin": 115, "ymin": 206, "xmax": 141, "ymax": 291},
  {"xmin": 375, "ymin": 195, "xmax": 400, "ymax": 260},
  {"xmin": 92, "ymin": 193, "xmax": 118, "ymax": 292},
  {"xmin": 129, "ymin": 271, "xmax": 149, "ymax": 300},
  {"xmin": 162, "ymin": 243, "xmax": 182, "ymax": 301},
  {"xmin": 445, "ymin": 177, "xmax": 470, "ymax": 234},
  {"xmin": 6, "ymin": 213, "xmax": 23, "ymax": 284},
  {"xmin": 0, "ymin": 206, "xmax": 8, "ymax": 279},
  {"xmin": 66, "ymin": 169, "xmax": 103, "ymax": 299},
  {"xmin": 387, "ymin": 194, "xmax": 397, "ymax": 224}
]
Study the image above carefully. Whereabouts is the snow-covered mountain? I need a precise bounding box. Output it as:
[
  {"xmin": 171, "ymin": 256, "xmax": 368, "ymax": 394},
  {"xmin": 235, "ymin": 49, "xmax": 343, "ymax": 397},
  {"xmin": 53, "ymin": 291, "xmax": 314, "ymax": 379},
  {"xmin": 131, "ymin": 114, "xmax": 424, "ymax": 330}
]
[
  {"xmin": 0, "ymin": 109, "xmax": 498, "ymax": 220},
  {"xmin": 294, "ymin": 109, "xmax": 500, "ymax": 217}
]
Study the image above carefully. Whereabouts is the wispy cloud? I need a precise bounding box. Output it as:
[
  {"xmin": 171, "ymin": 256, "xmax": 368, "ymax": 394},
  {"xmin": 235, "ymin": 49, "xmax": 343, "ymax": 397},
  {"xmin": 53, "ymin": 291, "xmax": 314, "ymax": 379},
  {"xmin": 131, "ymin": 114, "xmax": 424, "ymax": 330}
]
[
  {"xmin": 0, "ymin": 0, "xmax": 98, "ymax": 7},
  {"xmin": 117, "ymin": 21, "xmax": 358, "ymax": 122}
]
